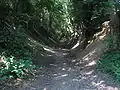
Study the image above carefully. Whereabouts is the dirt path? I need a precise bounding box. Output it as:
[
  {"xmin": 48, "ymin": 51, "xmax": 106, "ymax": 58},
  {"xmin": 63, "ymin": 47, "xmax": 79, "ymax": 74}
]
[{"xmin": 2, "ymin": 39, "xmax": 120, "ymax": 90}]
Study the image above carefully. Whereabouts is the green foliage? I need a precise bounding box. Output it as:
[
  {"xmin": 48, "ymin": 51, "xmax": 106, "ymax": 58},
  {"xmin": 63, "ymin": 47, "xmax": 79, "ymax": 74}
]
[
  {"xmin": 97, "ymin": 51, "xmax": 120, "ymax": 81},
  {"xmin": 34, "ymin": 0, "xmax": 78, "ymax": 47},
  {"xmin": 8, "ymin": 26, "xmax": 33, "ymax": 58},
  {"xmin": 0, "ymin": 24, "xmax": 33, "ymax": 59},
  {"xmin": 0, "ymin": 0, "xmax": 112, "ymax": 49},
  {"xmin": 98, "ymin": 29, "xmax": 120, "ymax": 81},
  {"xmin": 70, "ymin": 0, "xmax": 112, "ymax": 48},
  {"xmin": 0, "ymin": 3, "xmax": 38, "ymax": 80},
  {"xmin": 72, "ymin": 0, "xmax": 111, "ymax": 28},
  {"xmin": 0, "ymin": 56, "xmax": 36, "ymax": 79},
  {"xmin": 104, "ymin": 34, "xmax": 116, "ymax": 50}
]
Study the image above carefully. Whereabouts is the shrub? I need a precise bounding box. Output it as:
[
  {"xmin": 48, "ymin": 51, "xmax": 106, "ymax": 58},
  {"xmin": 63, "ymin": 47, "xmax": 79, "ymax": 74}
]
[
  {"xmin": 0, "ymin": 56, "xmax": 36, "ymax": 80},
  {"xmin": 104, "ymin": 35, "xmax": 114, "ymax": 50},
  {"xmin": 97, "ymin": 51, "xmax": 120, "ymax": 81},
  {"xmin": 0, "ymin": 25, "xmax": 34, "ymax": 58}
]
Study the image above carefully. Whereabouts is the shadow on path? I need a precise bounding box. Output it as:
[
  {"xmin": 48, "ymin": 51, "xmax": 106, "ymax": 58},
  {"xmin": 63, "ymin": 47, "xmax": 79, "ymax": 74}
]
[{"xmin": 3, "ymin": 40, "xmax": 120, "ymax": 90}]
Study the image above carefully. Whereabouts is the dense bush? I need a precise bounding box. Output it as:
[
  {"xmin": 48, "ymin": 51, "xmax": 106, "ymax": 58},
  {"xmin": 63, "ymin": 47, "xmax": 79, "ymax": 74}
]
[
  {"xmin": 0, "ymin": 4, "xmax": 38, "ymax": 80},
  {"xmin": 97, "ymin": 22, "xmax": 120, "ymax": 81},
  {"xmin": 104, "ymin": 35, "xmax": 117, "ymax": 50},
  {"xmin": 98, "ymin": 51, "xmax": 120, "ymax": 81},
  {"xmin": 98, "ymin": 33, "xmax": 120, "ymax": 81},
  {"xmin": 0, "ymin": 25, "xmax": 33, "ymax": 58},
  {"xmin": 97, "ymin": 25, "xmax": 120, "ymax": 81},
  {"xmin": 97, "ymin": 0, "xmax": 120, "ymax": 81},
  {"xmin": 0, "ymin": 56, "xmax": 36, "ymax": 79},
  {"xmin": 71, "ymin": 0, "xmax": 112, "ymax": 49}
]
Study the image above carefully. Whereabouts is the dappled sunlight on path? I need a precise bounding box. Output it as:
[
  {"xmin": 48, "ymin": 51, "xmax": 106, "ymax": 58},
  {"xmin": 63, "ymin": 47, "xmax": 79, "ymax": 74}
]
[{"xmin": 10, "ymin": 40, "xmax": 120, "ymax": 90}]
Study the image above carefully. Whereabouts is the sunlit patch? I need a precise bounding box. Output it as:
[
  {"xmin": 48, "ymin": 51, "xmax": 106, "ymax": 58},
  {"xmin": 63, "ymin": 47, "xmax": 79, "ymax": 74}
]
[
  {"xmin": 43, "ymin": 87, "xmax": 47, "ymax": 90},
  {"xmin": 49, "ymin": 64, "xmax": 57, "ymax": 66},
  {"xmin": 13, "ymin": 27, "xmax": 16, "ymax": 30},
  {"xmin": 85, "ymin": 70, "xmax": 94, "ymax": 75},
  {"xmin": 75, "ymin": 62, "xmax": 80, "ymax": 65},
  {"xmin": 41, "ymin": 54, "xmax": 44, "ymax": 56},
  {"xmin": 63, "ymin": 53, "xmax": 68, "ymax": 55},
  {"xmin": 105, "ymin": 86, "xmax": 118, "ymax": 90},
  {"xmin": 99, "ymin": 34, "xmax": 106, "ymax": 40},
  {"xmin": 92, "ymin": 80, "xmax": 104, "ymax": 86},
  {"xmin": 81, "ymin": 76, "xmax": 87, "ymax": 79},
  {"xmin": 72, "ymin": 60, "xmax": 76, "ymax": 62},
  {"xmin": 55, "ymin": 74, "xmax": 68, "ymax": 79},
  {"xmin": 93, "ymin": 75, "xmax": 97, "ymax": 78},
  {"xmin": 83, "ymin": 49, "xmax": 96, "ymax": 61},
  {"xmin": 83, "ymin": 56, "xmax": 89, "ymax": 61},
  {"xmin": 48, "ymin": 55, "xmax": 53, "ymax": 56},
  {"xmin": 53, "ymin": 74, "xmax": 58, "ymax": 76},
  {"xmin": 88, "ymin": 40, "xmax": 94, "ymax": 44},
  {"xmin": 72, "ymin": 78, "xmax": 80, "ymax": 82},
  {"xmin": 85, "ymin": 61, "xmax": 96, "ymax": 67},
  {"xmin": 63, "ymin": 63, "xmax": 67, "ymax": 65},
  {"xmin": 43, "ymin": 47, "xmax": 55, "ymax": 53},
  {"xmin": 71, "ymin": 41, "xmax": 79, "ymax": 49},
  {"xmin": 62, "ymin": 68, "xmax": 66, "ymax": 71},
  {"xmin": 68, "ymin": 68, "xmax": 71, "ymax": 71},
  {"xmin": 62, "ymin": 82, "xmax": 67, "ymax": 85}
]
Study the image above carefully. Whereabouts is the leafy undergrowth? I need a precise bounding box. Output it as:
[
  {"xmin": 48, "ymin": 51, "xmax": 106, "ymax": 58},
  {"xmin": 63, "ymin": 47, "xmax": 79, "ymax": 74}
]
[
  {"xmin": 0, "ymin": 25, "xmax": 42, "ymax": 80},
  {"xmin": 0, "ymin": 56, "xmax": 36, "ymax": 80},
  {"xmin": 97, "ymin": 51, "xmax": 120, "ymax": 81}
]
